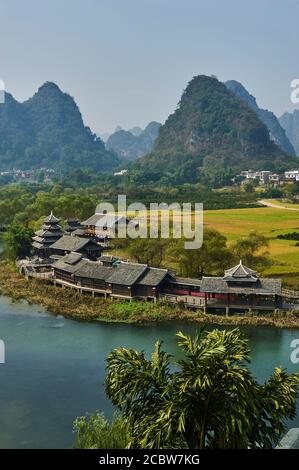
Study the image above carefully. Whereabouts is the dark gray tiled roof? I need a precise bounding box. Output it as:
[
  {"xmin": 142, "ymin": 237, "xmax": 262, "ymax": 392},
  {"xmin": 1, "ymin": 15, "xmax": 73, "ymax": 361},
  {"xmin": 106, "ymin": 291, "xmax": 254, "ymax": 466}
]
[
  {"xmin": 32, "ymin": 236, "xmax": 59, "ymax": 245},
  {"xmin": 32, "ymin": 236, "xmax": 47, "ymax": 243},
  {"xmin": 99, "ymin": 255, "xmax": 117, "ymax": 263},
  {"xmin": 168, "ymin": 276, "xmax": 202, "ymax": 287},
  {"xmin": 41, "ymin": 223, "xmax": 62, "ymax": 231},
  {"xmin": 65, "ymin": 218, "xmax": 80, "ymax": 223},
  {"xmin": 75, "ymin": 263, "xmax": 113, "ymax": 280},
  {"xmin": 32, "ymin": 241, "xmax": 44, "ymax": 249},
  {"xmin": 106, "ymin": 263, "xmax": 147, "ymax": 286},
  {"xmin": 137, "ymin": 267, "xmax": 169, "ymax": 286},
  {"xmin": 65, "ymin": 222, "xmax": 83, "ymax": 233},
  {"xmin": 50, "ymin": 235, "xmax": 99, "ymax": 252},
  {"xmin": 53, "ymin": 258, "xmax": 88, "ymax": 274},
  {"xmin": 63, "ymin": 252, "xmax": 83, "ymax": 265},
  {"xmin": 223, "ymin": 261, "xmax": 258, "ymax": 282},
  {"xmin": 201, "ymin": 277, "xmax": 282, "ymax": 295},
  {"xmin": 82, "ymin": 213, "xmax": 128, "ymax": 228},
  {"xmin": 44, "ymin": 212, "xmax": 60, "ymax": 224},
  {"xmin": 35, "ymin": 229, "xmax": 61, "ymax": 238},
  {"xmin": 72, "ymin": 229, "xmax": 86, "ymax": 236},
  {"xmin": 54, "ymin": 255, "xmax": 167, "ymax": 286}
]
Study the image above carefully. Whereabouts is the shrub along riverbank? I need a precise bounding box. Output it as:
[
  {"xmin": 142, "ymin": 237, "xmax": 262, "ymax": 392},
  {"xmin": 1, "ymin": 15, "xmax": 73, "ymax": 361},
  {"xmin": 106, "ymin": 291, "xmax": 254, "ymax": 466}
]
[{"xmin": 1, "ymin": 261, "xmax": 299, "ymax": 328}]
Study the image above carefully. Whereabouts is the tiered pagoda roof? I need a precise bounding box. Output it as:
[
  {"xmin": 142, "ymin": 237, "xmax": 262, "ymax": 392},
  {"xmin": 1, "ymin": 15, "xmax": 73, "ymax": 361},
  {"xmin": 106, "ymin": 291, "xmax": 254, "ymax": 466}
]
[
  {"xmin": 223, "ymin": 260, "xmax": 259, "ymax": 283},
  {"xmin": 65, "ymin": 218, "xmax": 83, "ymax": 234},
  {"xmin": 32, "ymin": 211, "xmax": 63, "ymax": 251}
]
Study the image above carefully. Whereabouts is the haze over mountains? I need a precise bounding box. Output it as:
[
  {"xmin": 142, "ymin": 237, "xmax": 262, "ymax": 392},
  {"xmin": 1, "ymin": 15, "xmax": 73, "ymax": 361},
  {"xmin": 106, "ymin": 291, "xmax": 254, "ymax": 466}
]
[
  {"xmin": 279, "ymin": 110, "xmax": 299, "ymax": 156},
  {"xmin": 133, "ymin": 75, "xmax": 295, "ymax": 184},
  {"xmin": 0, "ymin": 82, "xmax": 119, "ymax": 174},
  {"xmin": 225, "ymin": 80, "xmax": 296, "ymax": 156},
  {"xmin": 106, "ymin": 121, "xmax": 161, "ymax": 161}
]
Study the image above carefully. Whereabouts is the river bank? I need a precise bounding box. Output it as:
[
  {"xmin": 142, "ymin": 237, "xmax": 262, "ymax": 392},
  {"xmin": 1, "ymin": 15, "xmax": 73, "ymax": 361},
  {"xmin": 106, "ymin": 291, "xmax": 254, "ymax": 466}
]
[{"xmin": 1, "ymin": 261, "xmax": 299, "ymax": 328}]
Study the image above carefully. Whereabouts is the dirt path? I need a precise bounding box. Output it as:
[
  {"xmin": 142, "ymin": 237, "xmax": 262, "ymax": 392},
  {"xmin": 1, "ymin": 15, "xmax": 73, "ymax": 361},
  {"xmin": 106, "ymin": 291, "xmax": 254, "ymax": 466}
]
[{"xmin": 259, "ymin": 200, "xmax": 299, "ymax": 211}]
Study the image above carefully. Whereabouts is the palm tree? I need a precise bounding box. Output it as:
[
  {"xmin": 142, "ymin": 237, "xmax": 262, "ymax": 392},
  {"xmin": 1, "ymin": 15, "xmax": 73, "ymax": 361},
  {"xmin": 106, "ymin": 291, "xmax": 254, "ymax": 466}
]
[{"xmin": 105, "ymin": 328, "xmax": 299, "ymax": 449}]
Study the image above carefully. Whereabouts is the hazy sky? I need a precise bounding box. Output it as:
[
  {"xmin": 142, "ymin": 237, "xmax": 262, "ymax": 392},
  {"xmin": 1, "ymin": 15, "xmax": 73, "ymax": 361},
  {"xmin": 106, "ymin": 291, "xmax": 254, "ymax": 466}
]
[{"xmin": 1, "ymin": 0, "xmax": 299, "ymax": 134}]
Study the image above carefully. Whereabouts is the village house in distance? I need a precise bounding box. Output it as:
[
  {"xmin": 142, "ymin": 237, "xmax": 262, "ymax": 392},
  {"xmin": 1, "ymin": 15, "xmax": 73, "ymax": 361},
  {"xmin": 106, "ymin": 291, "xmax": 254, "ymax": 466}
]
[
  {"xmin": 18, "ymin": 211, "xmax": 298, "ymax": 315},
  {"xmin": 238, "ymin": 169, "xmax": 299, "ymax": 186}
]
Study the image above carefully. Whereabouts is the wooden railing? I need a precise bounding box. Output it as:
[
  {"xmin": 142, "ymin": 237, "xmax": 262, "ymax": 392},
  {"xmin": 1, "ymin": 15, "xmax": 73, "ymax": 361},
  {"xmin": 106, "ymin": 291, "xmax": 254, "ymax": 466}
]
[
  {"xmin": 160, "ymin": 293, "xmax": 205, "ymax": 307},
  {"xmin": 26, "ymin": 270, "xmax": 53, "ymax": 280},
  {"xmin": 282, "ymin": 288, "xmax": 299, "ymax": 299}
]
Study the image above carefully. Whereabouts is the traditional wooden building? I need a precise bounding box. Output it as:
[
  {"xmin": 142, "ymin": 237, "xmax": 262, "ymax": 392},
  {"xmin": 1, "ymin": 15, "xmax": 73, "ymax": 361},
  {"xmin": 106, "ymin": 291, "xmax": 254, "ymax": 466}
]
[
  {"xmin": 74, "ymin": 262, "xmax": 114, "ymax": 291},
  {"xmin": 136, "ymin": 267, "xmax": 173, "ymax": 299},
  {"xmin": 32, "ymin": 212, "xmax": 63, "ymax": 258},
  {"xmin": 81, "ymin": 212, "xmax": 138, "ymax": 241},
  {"xmin": 105, "ymin": 263, "xmax": 149, "ymax": 298},
  {"xmin": 162, "ymin": 276, "xmax": 202, "ymax": 296},
  {"xmin": 200, "ymin": 261, "xmax": 282, "ymax": 313},
  {"xmin": 51, "ymin": 254, "xmax": 283, "ymax": 310},
  {"xmin": 50, "ymin": 235, "xmax": 103, "ymax": 260},
  {"xmin": 28, "ymin": 214, "xmax": 287, "ymax": 314},
  {"xmin": 64, "ymin": 218, "xmax": 83, "ymax": 234},
  {"xmin": 52, "ymin": 255, "xmax": 173, "ymax": 300},
  {"xmin": 51, "ymin": 252, "xmax": 88, "ymax": 283}
]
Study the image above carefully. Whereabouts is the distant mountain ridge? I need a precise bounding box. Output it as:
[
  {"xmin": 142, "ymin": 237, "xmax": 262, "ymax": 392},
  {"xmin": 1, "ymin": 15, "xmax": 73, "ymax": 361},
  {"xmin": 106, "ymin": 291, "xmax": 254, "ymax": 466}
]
[
  {"xmin": 279, "ymin": 110, "xmax": 299, "ymax": 156},
  {"xmin": 0, "ymin": 82, "xmax": 120, "ymax": 174},
  {"xmin": 107, "ymin": 121, "xmax": 161, "ymax": 160},
  {"xmin": 133, "ymin": 75, "xmax": 294, "ymax": 184},
  {"xmin": 128, "ymin": 126, "xmax": 143, "ymax": 137},
  {"xmin": 225, "ymin": 80, "xmax": 296, "ymax": 156}
]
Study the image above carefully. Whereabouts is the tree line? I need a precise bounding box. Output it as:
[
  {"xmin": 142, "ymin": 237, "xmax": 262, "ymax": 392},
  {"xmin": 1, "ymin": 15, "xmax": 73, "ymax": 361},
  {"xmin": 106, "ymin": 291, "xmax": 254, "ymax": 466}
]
[{"xmin": 113, "ymin": 230, "xmax": 270, "ymax": 277}]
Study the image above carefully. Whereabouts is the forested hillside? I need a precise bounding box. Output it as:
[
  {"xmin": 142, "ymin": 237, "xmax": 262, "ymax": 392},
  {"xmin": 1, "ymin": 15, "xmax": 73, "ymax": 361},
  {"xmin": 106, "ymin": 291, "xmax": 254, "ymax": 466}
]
[
  {"xmin": 132, "ymin": 75, "xmax": 295, "ymax": 185},
  {"xmin": 0, "ymin": 82, "xmax": 120, "ymax": 174}
]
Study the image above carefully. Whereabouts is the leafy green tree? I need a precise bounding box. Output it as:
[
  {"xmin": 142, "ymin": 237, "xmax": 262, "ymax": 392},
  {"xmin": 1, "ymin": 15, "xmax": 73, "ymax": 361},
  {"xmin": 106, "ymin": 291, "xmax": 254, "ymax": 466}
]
[
  {"xmin": 232, "ymin": 231, "xmax": 269, "ymax": 269},
  {"xmin": 264, "ymin": 186, "xmax": 282, "ymax": 199},
  {"xmin": 127, "ymin": 238, "xmax": 170, "ymax": 267},
  {"xmin": 243, "ymin": 181, "xmax": 255, "ymax": 193},
  {"xmin": 168, "ymin": 229, "xmax": 233, "ymax": 277},
  {"xmin": 4, "ymin": 224, "xmax": 34, "ymax": 259},
  {"xmin": 281, "ymin": 182, "xmax": 299, "ymax": 200},
  {"xmin": 73, "ymin": 412, "xmax": 130, "ymax": 449},
  {"xmin": 36, "ymin": 171, "xmax": 45, "ymax": 183},
  {"xmin": 105, "ymin": 328, "xmax": 299, "ymax": 449}
]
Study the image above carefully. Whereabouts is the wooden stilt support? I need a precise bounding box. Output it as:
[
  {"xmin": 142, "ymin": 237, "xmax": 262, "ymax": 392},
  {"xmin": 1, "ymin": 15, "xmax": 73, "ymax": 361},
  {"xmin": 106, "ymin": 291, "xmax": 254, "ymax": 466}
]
[{"xmin": 226, "ymin": 293, "xmax": 230, "ymax": 316}]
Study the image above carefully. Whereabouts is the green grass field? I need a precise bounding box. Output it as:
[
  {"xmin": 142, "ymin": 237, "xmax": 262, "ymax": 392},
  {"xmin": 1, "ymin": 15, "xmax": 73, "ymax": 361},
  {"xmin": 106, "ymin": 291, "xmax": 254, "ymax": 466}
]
[
  {"xmin": 204, "ymin": 207, "xmax": 299, "ymax": 280},
  {"xmin": 121, "ymin": 203, "xmax": 299, "ymax": 287}
]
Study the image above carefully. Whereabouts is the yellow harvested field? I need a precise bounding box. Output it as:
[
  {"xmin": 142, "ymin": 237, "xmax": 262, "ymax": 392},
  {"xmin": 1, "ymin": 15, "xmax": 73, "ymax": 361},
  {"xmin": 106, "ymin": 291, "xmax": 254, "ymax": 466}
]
[
  {"xmin": 203, "ymin": 207, "xmax": 299, "ymax": 277},
  {"xmin": 126, "ymin": 205, "xmax": 299, "ymax": 281},
  {"xmin": 119, "ymin": 202, "xmax": 299, "ymax": 285}
]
